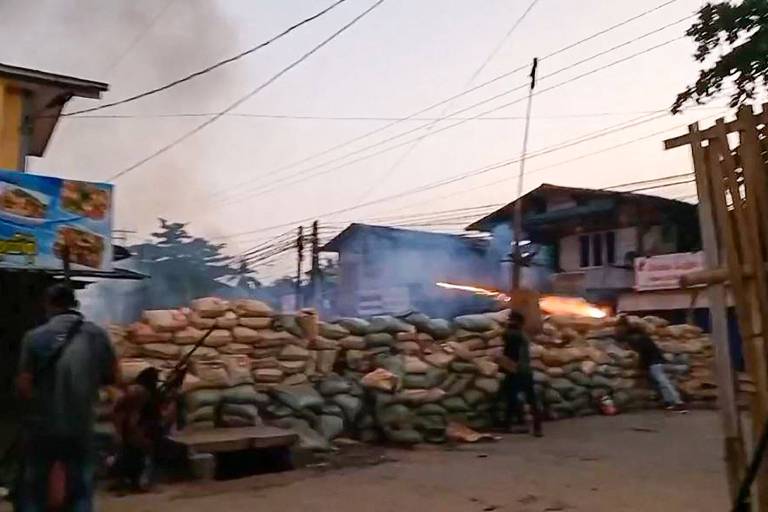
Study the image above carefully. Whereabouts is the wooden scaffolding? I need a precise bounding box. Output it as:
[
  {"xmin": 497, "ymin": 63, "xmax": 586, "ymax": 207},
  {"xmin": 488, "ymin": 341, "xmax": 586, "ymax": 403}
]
[{"xmin": 665, "ymin": 104, "xmax": 768, "ymax": 510}]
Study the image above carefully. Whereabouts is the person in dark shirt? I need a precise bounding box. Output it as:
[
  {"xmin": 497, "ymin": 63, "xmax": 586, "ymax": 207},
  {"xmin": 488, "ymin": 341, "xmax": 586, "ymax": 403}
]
[
  {"xmin": 616, "ymin": 316, "xmax": 687, "ymax": 413},
  {"xmin": 496, "ymin": 311, "xmax": 542, "ymax": 437},
  {"xmin": 16, "ymin": 284, "xmax": 117, "ymax": 511}
]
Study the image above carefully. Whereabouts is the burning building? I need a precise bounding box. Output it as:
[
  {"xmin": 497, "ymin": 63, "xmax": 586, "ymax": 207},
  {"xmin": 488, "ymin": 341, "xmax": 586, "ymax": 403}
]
[{"xmin": 321, "ymin": 223, "xmax": 498, "ymax": 318}]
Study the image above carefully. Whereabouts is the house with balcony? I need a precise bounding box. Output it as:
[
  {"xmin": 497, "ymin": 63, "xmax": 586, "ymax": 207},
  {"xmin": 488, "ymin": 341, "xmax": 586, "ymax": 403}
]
[{"xmin": 465, "ymin": 184, "xmax": 701, "ymax": 307}]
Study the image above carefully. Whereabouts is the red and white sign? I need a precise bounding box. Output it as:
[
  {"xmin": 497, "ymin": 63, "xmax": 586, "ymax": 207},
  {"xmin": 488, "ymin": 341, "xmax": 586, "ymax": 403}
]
[{"xmin": 634, "ymin": 252, "xmax": 705, "ymax": 291}]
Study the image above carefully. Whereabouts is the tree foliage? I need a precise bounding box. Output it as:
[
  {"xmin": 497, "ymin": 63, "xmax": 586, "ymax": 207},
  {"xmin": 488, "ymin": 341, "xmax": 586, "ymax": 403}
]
[
  {"xmin": 673, "ymin": 0, "xmax": 768, "ymax": 113},
  {"xmin": 130, "ymin": 218, "xmax": 255, "ymax": 307}
]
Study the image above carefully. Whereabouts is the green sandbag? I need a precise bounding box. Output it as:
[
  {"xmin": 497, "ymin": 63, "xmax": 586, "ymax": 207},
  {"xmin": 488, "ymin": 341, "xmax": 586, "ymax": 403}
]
[
  {"xmin": 533, "ymin": 371, "xmax": 550, "ymax": 384},
  {"xmin": 221, "ymin": 384, "xmax": 259, "ymax": 405},
  {"xmin": 221, "ymin": 403, "xmax": 260, "ymax": 421},
  {"xmin": 412, "ymin": 414, "xmax": 446, "ymax": 433},
  {"xmin": 570, "ymin": 395, "xmax": 592, "ymax": 411},
  {"xmin": 567, "ymin": 371, "xmax": 592, "ymax": 388},
  {"xmin": 612, "ymin": 390, "xmax": 631, "ymax": 408},
  {"xmin": 273, "ymin": 314, "xmax": 304, "ymax": 337},
  {"xmin": 592, "ymin": 374, "xmax": 621, "ymax": 389},
  {"xmin": 378, "ymin": 403, "xmax": 413, "ymax": 427},
  {"xmin": 186, "ymin": 389, "xmax": 222, "ymax": 411},
  {"xmin": 319, "ymin": 322, "xmax": 350, "ymax": 340},
  {"xmin": 253, "ymin": 391, "xmax": 271, "ymax": 407},
  {"xmin": 446, "ymin": 375, "xmax": 473, "ymax": 396},
  {"xmin": 367, "ymin": 315, "xmax": 414, "ymax": 334},
  {"xmin": 423, "ymin": 319, "xmax": 452, "ymax": 340},
  {"xmin": 463, "ymin": 388, "xmax": 486, "ymax": 406},
  {"xmin": 544, "ymin": 388, "xmax": 564, "ymax": 404},
  {"xmin": 403, "ymin": 312, "xmax": 431, "ymax": 329},
  {"xmin": 269, "ymin": 385, "xmax": 324, "ymax": 412},
  {"xmin": 416, "ymin": 403, "xmax": 447, "ymax": 416},
  {"xmin": 403, "ymin": 374, "xmax": 430, "ymax": 389},
  {"xmin": 562, "ymin": 385, "xmax": 589, "ymax": 402},
  {"xmin": 272, "ymin": 417, "xmax": 332, "ymax": 452},
  {"xmin": 365, "ymin": 332, "xmax": 395, "ymax": 348},
  {"xmin": 377, "ymin": 355, "xmax": 405, "ymax": 377},
  {"xmin": 383, "ymin": 427, "xmax": 423, "ymax": 445},
  {"xmin": 439, "ymin": 373, "xmax": 459, "ymax": 391},
  {"xmin": 550, "ymin": 378, "xmax": 576, "ymax": 394},
  {"xmin": 453, "ymin": 314, "xmax": 497, "ymax": 333},
  {"xmin": 336, "ymin": 317, "xmax": 371, "ymax": 335},
  {"xmin": 316, "ymin": 414, "xmax": 345, "ymax": 440},
  {"xmin": 189, "ymin": 406, "xmax": 216, "ymax": 423},
  {"xmin": 424, "ymin": 368, "xmax": 448, "ymax": 388},
  {"xmin": 596, "ymin": 365, "xmax": 622, "ymax": 378},
  {"xmin": 318, "ymin": 376, "xmax": 353, "ymax": 396},
  {"xmin": 450, "ymin": 361, "xmax": 478, "ymax": 374},
  {"xmin": 332, "ymin": 394, "xmax": 363, "ymax": 422},
  {"xmin": 265, "ymin": 403, "xmax": 294, "ymax": 418},
  {"xmin": 442, "ymin": 396, "xmax": 470, "ymax": 413},
  {"xmin": 424, "ymin": 432, "xmax": 447, "ymax": 444},
  {"xmin": 321, "ymin": 403, "xmax": 345, "ymax": 417}
]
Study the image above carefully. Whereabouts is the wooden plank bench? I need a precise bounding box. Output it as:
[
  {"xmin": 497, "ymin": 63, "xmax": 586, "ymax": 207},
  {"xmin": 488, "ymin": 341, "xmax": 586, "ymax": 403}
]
[{"xmin": 170, "ymin": 426, "xmax": 298, "ymax": 479}]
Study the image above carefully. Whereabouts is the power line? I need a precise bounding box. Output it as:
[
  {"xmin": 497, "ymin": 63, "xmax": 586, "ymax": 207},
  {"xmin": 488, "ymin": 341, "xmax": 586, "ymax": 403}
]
[
  {"xmin": 213, "ymin": 33, "xmax": 688, "ymax": 208},
  {"xmin": 205, "ymin": 0, "xmax": 686, "ymax": 200},
  {"xmin": 60, "ymin": 0, "xmax": 348, "ymax": 118},
  {"xmin": 107, "ymin": 0, "xmax": 385, "ymax": 182}
]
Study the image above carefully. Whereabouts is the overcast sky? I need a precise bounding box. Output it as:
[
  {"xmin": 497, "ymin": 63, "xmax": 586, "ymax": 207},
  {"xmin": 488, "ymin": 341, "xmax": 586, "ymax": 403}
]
[{"xmin": 0, "ymin": 0, "xmax": 743, "ymax": 280}]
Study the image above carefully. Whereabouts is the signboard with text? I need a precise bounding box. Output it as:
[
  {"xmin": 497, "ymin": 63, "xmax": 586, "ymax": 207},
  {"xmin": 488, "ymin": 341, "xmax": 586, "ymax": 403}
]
[
  {"xmin": 634, "ymin": 252, "xmax": 705, "ymax": 291},
  {"xmin": 0, "ymin": 169, "xmax": 113, "ymax": 271}
]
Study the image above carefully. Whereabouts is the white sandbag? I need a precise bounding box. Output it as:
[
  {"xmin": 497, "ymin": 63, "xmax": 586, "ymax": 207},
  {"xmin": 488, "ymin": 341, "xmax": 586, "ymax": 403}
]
[
  {"xmin": 179, "ymin": 345, "xmax": 219, "ymax": 361},
  {"xmin": 253, "ymin": 368, "xmax": 284, "ymax": 383},
  {"xmin": 231, "ymin": 299, "xmax": 274, "ymax": 318},
  {"xmin": 221, "ymin": 354, "xmax": 254, "ymax": 386},
  {"xmin": 282, "ymin": 373, "xmax": 308, "ymax": 386},
  {"xmin": 127, "ymin": 323, "xmax": 172, "ymax": 345},
  {"xmin": 188, "ymin": 311, "xmax": 216, "ymax": 330},
  {"xmin": 404, "ymin": 356, "xmax": 430, "ymax": 374},
  {"xmin": 279, "ymin": 344, "xmax": 310, "ymax": 361},
  {"xmin": 203, "ymin": 329, "xmax": 232, "ymax": 348},
  {"xmin": 339, "ymin": 336, "xmax": 366, "ymax": 350},
  {"xmin": 190, "ymin": 360, "xmax": 231, "ymax": 389},
  {"xmin": 316, "ymin": 350, "xmax": 338, "ymax": 375},
  {"xmin": 140, "ymin": 343, "xmax": 180, "ymax": 360},
  {"xmin": 142, "ymin": 309, "xmax": 189, "ymax": 333},
  {"xmin": 191, "ymin": 297, "xmax": 230, "ymax": 319},
  {"xmin": 252, "ymin": 357, "xmax": 279, "ymax": 369},
  {"xmin": 219, "ymin": 343, "xmax": 253, "ymax": 355},
  {"xmin": 173, "ymin": 326, "xmax": 206, "ymax": 345},
  {"xmin": 232, "ymin": 326, "xmax": 261, "ymax": 344},
  {"xmin": 119, "ymin": 359, "xmax": 151, "ymax": 384},
  {"xmin": 238, "ymin": 317, "xmax": 272, "ymax": 329},
  {"xmin": 215, "ymin": 311, "xmax": 239, "ymax": 329}
]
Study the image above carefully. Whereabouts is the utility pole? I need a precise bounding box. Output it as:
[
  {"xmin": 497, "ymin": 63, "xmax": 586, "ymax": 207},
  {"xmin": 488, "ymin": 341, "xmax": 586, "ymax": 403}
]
[
  {"xmin": 510, "ymin": 57, "xmax": 538, "ymax": 291},
  {"xmin": 295, "ymin": 226, "xmax": 304, "ymax": 310},
  {"xmin": 310, "ymin": 220, "xmax": 322, "ymax": 310}
]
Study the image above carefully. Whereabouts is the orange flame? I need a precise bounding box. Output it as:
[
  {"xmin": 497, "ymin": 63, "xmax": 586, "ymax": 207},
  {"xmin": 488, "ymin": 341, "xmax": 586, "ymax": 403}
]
[{"xmin": 435, "ymin": 282, "xmax": 607, "ymax": 319}]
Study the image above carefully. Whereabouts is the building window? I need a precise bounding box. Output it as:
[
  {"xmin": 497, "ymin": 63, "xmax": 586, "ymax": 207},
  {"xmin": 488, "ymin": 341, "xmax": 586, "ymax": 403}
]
[
  {"xmin": 579, "ymin": 235, "xmax": 590, "ymax": 268},
  {"xmin": 606, "ymin": 231, "xmax": 616, "ymax": 264},
  {"xmin": 578, "ymin": 230, "xmax": 617, "ymax": 268},
  {"xmin": 592, "ymin": 233, "xmax": 603, "ymax": 266}
]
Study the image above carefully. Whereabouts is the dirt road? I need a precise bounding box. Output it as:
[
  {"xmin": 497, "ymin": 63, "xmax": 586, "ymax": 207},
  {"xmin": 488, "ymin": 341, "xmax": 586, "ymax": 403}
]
[{"xmin": 100, "ymin": 410, "xmax": 729, "ymax": 512}]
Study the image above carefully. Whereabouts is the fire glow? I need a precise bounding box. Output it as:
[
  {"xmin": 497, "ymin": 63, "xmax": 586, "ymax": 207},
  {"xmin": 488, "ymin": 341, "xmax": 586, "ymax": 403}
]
[{"xmin": 435, "ymin": 282, "xmax": 607, "ymax": 319}]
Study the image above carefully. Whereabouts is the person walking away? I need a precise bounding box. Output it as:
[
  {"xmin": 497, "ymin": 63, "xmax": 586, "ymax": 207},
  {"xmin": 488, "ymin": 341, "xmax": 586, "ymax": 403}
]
[
  {"xmin": 16, "ymin": 284, "xmax": 117, "ymax": 511},
  {"xmin": 496, "ymin": 311, "xmax": 543, "ymax": 437},
  {"xmin": 615, "ymin": 316, "xmax": 687, "ymax": 413}
]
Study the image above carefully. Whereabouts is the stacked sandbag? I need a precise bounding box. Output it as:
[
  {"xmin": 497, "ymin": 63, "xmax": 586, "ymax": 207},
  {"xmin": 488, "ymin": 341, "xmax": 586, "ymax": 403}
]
[
  {"xmin": 183, "ymin": 360, "xmax": 231, "ymax": 430},
  {"xmin": 219, "ymin": 355, "xmax": 262, "ymax": 427}
]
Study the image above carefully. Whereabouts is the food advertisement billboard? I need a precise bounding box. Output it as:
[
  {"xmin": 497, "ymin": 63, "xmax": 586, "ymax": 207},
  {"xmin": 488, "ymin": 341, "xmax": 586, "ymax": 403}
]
[{"xmin": 0, "ymin": 169, "xmax": 113, "ymax": 271}]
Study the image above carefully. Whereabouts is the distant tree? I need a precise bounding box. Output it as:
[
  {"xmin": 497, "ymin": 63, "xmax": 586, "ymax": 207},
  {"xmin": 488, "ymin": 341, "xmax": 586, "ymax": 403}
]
[
  {"xmin": 673, "ymin": 0, "xmax": 768, "ymax": 113},
  {"xmin": 131, "ymin": 219, "xmax": 242, "ymax": 307}
]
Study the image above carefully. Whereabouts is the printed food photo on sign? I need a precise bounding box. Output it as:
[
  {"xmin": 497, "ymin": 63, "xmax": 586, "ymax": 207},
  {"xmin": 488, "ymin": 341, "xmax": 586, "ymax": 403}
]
[
  {"xmin": 0, "ymin": 182, "xmax": 49, "ymax": 220},
  {"xmin": 60, "ymin": 180, "xmax": 110, "ymax": 220},
  {"xmin": 54, "ymin": 225, "xmax": 105, "ymax": 268}
]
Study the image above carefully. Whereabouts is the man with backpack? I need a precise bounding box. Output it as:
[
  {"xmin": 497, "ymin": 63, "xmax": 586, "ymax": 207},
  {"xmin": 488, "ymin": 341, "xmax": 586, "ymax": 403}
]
[{"xmin": 16, "ymin": 284, "xmax": 117, "ymax": 511}]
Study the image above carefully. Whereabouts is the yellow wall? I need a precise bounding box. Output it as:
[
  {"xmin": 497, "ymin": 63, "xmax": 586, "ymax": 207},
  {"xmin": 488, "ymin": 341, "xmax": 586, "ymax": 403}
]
[{"xmin": 0, "ymin": 79, "xmax": 23, "ymax": 171}]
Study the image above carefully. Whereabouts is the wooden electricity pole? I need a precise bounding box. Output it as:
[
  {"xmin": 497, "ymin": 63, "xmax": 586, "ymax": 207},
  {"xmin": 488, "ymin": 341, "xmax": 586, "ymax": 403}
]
[
  {"xmin": 295, "ymin": 226, "xmax": 304, "ymax": 310},
  {"xmin": 511, "ymin": 57, "xmax": 538, "ymax": 291},
  {"xmin": 310, "ymin": 220, "xmax": 321, "ymax": 310}
]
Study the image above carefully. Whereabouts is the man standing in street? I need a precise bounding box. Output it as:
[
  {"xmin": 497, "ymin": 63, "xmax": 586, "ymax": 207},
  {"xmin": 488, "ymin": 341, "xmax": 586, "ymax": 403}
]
[
  {"xmin": 16, "ymin": 284, "xmax": 117, "ymax": 511},
  {"xmin": 496, "ymin": 311, "xmax": 543, "ymax": 437},
  {"xmin": 615, "ymin": 316, "xmax": 687, "ymax": 413}
]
